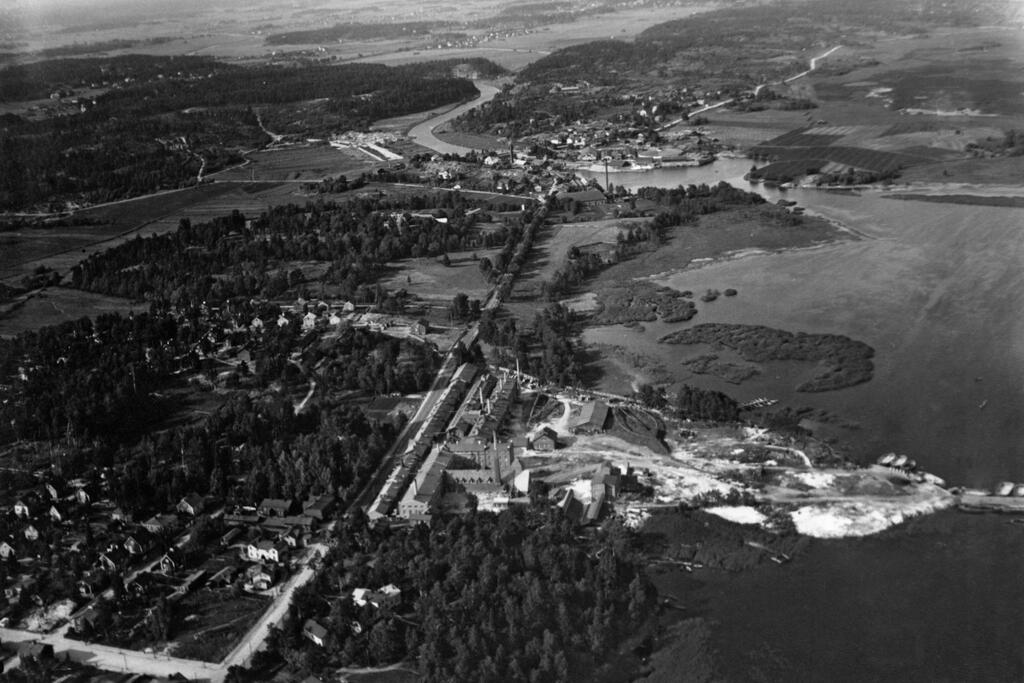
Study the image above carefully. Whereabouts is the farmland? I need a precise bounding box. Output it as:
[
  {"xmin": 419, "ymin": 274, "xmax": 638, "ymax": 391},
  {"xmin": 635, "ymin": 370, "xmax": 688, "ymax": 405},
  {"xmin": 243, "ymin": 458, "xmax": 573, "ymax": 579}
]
[
  {"xmin": 0, "ymin": 288, "xmax": 136, "ymax": 338},
  {"xmin": 1, "ymin": 182, "xmax": 300, "ymax": 285},
  {"xmin": 748, "ymin": 127, "xmax": 962, "ymax": 182},
  {"xmin": 212, "ymin": 145, "xmax": 379, "ymax": 183}
]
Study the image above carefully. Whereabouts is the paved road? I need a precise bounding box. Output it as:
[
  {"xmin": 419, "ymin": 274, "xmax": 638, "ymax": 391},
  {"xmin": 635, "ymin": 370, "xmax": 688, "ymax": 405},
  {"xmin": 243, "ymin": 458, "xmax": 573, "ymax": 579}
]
[
  {"xmin": 220, "ymin": 543, "xmax": 325, "ymax": 671},
  {"xmin": 662, "ymin": 45, "xmax": 843, "ymax": 131},
  {"xmin": 407, "ymin": 81, "xmax": 502, "ymax": 155},
  {"xmin": 0, "ymin": 626, "xmax": 222, "ymax": 682}
]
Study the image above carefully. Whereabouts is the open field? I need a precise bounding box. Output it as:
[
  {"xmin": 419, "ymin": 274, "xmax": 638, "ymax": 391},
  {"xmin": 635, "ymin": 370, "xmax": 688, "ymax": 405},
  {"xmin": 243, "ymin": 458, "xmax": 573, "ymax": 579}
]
[
  {"xmin": 379, "ymin": 247, "xmax": 503, "ymax": 310},
  {"xmin": 511, "ymin": 217, "xmax": 649, "ymax": 298},
  {"xmin": 896, "ymin": 155, "xmax": 1024, "ymax": 185},
  {"xmin": 0, "ymin": 288, "xmax": 138, "ymax": 337},
  {"xmin": 212, "ymin": 145, "xmax": 379, "ymax": 182},
  {"xmin": 590, "ymin": 206, "xmax": 846, "ymax": 284},
  {"xmin": 0, "ymin": 182, "xmax": 300, "ymax": 284},
  {"xmin": 750, "ymin": 128, "xmax": 964, "ymax": 180},
  {"xmin": 171, "ymin": 590, "xmax": 272, "ymax": 663}
]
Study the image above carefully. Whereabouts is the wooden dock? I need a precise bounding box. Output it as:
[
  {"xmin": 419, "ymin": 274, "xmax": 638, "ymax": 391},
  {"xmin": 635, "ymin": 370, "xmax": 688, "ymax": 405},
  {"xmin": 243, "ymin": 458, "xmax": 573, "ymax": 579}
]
[{"xmin": 957, "ymin": 493, "xmax": 1024, "ymax": 513}]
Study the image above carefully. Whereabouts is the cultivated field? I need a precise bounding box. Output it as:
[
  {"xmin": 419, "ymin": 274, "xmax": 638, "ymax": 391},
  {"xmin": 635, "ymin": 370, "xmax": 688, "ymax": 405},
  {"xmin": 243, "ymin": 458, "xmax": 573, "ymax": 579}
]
[
  {"xmin": 0, "ymin": 288, "xmax": 138, "ymax": 338},
  {"xmin": 212, "ymin": 145, "xmax": 379, "ymax": 182},
  {"xmin": 1, "ymin": 182, "xmax": 301, "ymax": 285}
]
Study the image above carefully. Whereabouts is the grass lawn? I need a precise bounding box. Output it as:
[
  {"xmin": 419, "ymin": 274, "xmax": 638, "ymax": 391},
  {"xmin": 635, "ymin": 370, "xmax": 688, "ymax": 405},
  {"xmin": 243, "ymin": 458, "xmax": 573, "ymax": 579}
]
[{"xmin": 171, "ymin": 588, "xmax": 271, "ymax": 663}]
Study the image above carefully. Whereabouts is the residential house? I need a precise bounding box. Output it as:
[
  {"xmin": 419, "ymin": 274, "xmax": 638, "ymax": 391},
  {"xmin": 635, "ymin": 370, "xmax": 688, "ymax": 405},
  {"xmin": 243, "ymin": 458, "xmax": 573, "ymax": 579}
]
[
  {"xmin": 74, "ymin": 488, "xmax": 91, "ymax": 505},
  {"xmin": 177, "ymin": 494, "xmax": 205, "ymax": 517},
  {"xmin": 220, "ymin": 527, "xmax": 243, "ymax": 547},
  {"xmin": 72, "ymin": 605, "xmax": 104, "ymax": 633},
  {"xmin": 557, "ymin": 489, "xmax": 585, "ymax": 525},
  {"xmin": 20, "ymin": 642, "xmax": 54, "ymax": 662},
  {"xmin": 3, "ymin": 576, "xmax": 36, "ymax": 602},
  {"xmin": 123, "ymin": 534, "xmax": 150, "ymax": 556},
  {"xmin": 531, "ymin": 427, "xmax": 559, "ymax": 452},
  {"xmin": 591, "ymin": 464, "xmax": 622, "ymax": 499},
  {"xmin": 247, "ymin": 540, "xmax": 287, "ymax": 564},
  {"xmin": 158, "ymin": 553, "xmax": 178, "ymax": 574},
  {"xmin": 302, "ymin": 494, "xmax": 335, "ymax": 521},
  {"xmin": 44, "ymin": 483, "xmax": 59, "ymax": 501},
  {"xmin": 111, "ymin": 507, "xmax": 133, "ymax": 523},
  {"xmin": 23, "ymin": 525, "xmax": 39, "ymax": 541},
  {"xmin": 258, "ymin": 498, "xmax": 294, "ymax": 518},
  {"xmin": 95, "ymin": 550, "xmax": 123, "ymax": 572},
  {"xmin": 352, "ymin": 584, "xmax": 402, "ymax": 609},
  {"xmin": 303, "ymin": 619, "xmax": 328, "ymax": 647},
  {"xmin": 572, "ymin": 400, "xmax": 609, "ymax": 434},
  {"xmin": 302, "ymin": 311, "xmax": 318, "ymax": 331},
  {"xmin": 244, "ymin": 564, "xmax": 275, "ymax": 591},
  {"xmin": 142, "ymin": 514, "xmax": 180, "ymax": 535},
  {"xmin": 12, "ymin": 501, "xmax": 29, "ymax": 519},
  {"xmin": 48, "ymin": 505, "xmax": 62, "ymax": 523},
  {"xmin": 207, "ymin": 565, "xmax": 236, "ymax": 588},
  {"xmin": 0, "ymin": 542, "xmax": 14, "ymax": 560}
]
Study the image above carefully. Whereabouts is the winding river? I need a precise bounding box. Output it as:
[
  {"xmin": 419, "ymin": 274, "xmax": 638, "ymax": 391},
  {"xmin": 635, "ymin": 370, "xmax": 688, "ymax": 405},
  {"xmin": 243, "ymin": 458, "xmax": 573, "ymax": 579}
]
[{"xmin": 407, "ymin": 81, "xmax": 501, "ymax": 155}]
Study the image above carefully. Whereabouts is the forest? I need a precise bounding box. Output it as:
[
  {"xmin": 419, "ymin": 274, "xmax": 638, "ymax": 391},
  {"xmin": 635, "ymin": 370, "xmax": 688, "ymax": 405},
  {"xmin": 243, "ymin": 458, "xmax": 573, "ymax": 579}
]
[
  {"xmin": 70, "ymin": 192, "xmax": 509, "ymax": 306},
  {"xmin": 0, "ymin": 57, "xmax": 501, "ymax": 211},
  {"xmin": 0, "ymin": 303, "xmax": 444, "ymax": 513},
  {"xmin": 265, "ymin": 507, "xmax": 657, "ymax": 682}
]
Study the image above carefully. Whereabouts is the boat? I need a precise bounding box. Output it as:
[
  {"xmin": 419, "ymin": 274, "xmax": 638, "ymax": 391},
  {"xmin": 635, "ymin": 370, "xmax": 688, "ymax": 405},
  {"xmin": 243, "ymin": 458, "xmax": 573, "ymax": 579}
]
[
  {"xmin": 995, "ymin": 481, "xmax": 1015, "ymax": 496},
  {"xmin": 979, "ymin": 399, "xmax": 988, "ymax": 409}
]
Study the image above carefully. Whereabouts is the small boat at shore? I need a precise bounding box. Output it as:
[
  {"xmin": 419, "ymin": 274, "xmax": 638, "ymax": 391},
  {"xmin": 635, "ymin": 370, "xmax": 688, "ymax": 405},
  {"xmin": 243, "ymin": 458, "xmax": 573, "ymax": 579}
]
[{"xmin": 979, "ymin": 399, "xmax": 988, "ymax": 409}]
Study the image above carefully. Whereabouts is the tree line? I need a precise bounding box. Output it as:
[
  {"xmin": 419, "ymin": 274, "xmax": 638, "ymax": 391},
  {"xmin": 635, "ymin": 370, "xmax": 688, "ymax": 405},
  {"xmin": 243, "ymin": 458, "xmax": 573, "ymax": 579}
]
[
  {"xmin": 0, "ymin": 58, "xmax": 501, "ymax": 211},
  {"xmin": 265, "ymin": 507, "xmax": 656, "ymax": 682},
  {"xmin": 71, "ymin": 194, "xmax": 508, "ymax": 306}
]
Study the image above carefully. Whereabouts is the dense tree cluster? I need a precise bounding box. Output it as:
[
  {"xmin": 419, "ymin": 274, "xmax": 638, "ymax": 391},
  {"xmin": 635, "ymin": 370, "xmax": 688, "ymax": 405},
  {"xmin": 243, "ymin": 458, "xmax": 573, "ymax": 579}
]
[
  {"xmin": 0, "ymin": 57, "xmax": 500, "ymax": 211},
  {"xmin": 274, "ymin": 508, "xmax": 656, "ymax": 682},
  {"xmin": 674, "ymin": 385, "xmax": 740, "ymax": 423},
  {"xmin": 112, "ymin": 393, "xmax": 393, "ymax": 512},
  {"xmin": 0, "ymin": 54, "xmax": 226, "ymax": 102},
  {"xmin": 71, "ymin": 194, "xmax": 507, "ymax": 305},
  {"xmin": 635, "ymin": 381, "xmax": 738, "ymax": 422},
  {"xmin": 636, "ymin": 181, "xmax": 766, "ymax": 230},
  {"xmin": 0, "ymin": 306, "xmax": 425, "ymax": 512},
  {"xmin": 479, "ymin": 303, "xmax": 581, "ymax": 386},
  {"xmin": 0, "ymin": 313, "xmax": 199, "ymax": 444}
]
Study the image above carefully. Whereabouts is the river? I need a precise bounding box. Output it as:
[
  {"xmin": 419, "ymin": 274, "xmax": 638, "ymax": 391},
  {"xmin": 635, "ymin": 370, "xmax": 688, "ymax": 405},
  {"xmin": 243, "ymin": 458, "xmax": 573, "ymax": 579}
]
[
  {"xmin": 407, "ymin": 81, "xmax": 501, "ymax": 155},
  {"xmin": 579, "ymin": 160, "xmax": 1024, "ymax": 680}
]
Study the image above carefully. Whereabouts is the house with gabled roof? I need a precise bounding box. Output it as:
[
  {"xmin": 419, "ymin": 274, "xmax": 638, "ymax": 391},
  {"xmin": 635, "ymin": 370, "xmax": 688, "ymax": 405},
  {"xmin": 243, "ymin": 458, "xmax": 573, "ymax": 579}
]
[
  {"xmin": 531, "ymin": 426, "xmax": 559, "ymax": 451},
  {"xmin": 302, "ymin": 494, "xmax": 335, "ymax": 521},
  {"xmin": 12, "ymin": 501, "xmax": 30, "ymax": 519},
  {"xmin": 303, "ymin": 619, "xmax": 328, "ymax": 647},
  {"xmin": 258, "ymin": 498, "xmax": 294, "ymax": 518},
  {"xmin": 158, "ymin": 552, "xmax": 178, "ymax": 574},
  {"xmin": 177, "ymin": 494, "xmax": 205, "ymax": 516},
  {"xmin": 0, "ymin": 541, "xmax": 14, "ymax": 559},
  {"xmin": 142, "ymin": 514, "xmax": 179, "ymax": 535}
]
